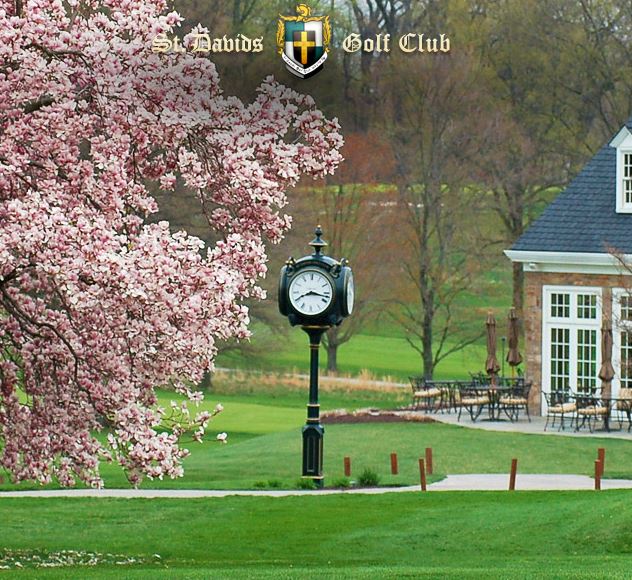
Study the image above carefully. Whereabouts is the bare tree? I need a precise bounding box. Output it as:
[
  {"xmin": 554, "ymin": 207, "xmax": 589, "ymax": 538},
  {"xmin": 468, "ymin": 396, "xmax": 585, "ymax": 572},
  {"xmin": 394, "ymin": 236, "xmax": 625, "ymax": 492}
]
[{"xmin": 384, "ymin": 52, "xmax": 490, "ymax": 379}]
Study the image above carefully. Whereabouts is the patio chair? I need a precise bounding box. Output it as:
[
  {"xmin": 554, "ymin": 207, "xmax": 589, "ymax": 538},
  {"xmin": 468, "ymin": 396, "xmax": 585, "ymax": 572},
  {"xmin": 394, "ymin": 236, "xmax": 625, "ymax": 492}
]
[
  {"xmin": 457, "ymin": 384, "xmax": 489, "ymax": 422},
  {"xmin": 499, "ymin": 380, "xmax": 532, "ymax": 422},
  {"xmin": 409, "ymin": 377, "xmax": 442, "ymax": 412},
  {"xmin": 542, "ymin": 390, "xmax": 576, "ymax": 431},
  {"xmin": 616, "ymin": 388, "xmax": 632, "ymax": 431},
  {"xmin": 574, "ymin": 390, "xmax": 609, "ymax": 433}
]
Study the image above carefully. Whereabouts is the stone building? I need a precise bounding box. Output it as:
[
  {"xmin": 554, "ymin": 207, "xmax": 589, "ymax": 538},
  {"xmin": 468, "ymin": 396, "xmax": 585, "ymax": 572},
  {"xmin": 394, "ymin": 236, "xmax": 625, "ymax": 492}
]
[{"xmin": 506, "ymin": 119, "xmax": 632, "ymax": 414}]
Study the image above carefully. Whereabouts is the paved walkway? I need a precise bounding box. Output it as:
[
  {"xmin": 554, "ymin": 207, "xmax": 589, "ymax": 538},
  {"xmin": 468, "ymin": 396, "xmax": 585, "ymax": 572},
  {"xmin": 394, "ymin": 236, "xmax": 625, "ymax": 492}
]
[
  {"xmin": 2, "ymin": 473, "xmax": 632, "ymax": 498},
  {"xmin": 430, "ymin": 413, "xmax": 632, "ymax": 439}
]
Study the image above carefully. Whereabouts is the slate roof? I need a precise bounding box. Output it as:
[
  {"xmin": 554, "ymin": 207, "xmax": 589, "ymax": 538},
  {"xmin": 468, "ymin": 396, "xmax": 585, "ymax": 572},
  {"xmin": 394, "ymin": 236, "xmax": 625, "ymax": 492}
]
[{"xmin": 511, "ymin": 140, "xmax": 632, "ymax": 254}]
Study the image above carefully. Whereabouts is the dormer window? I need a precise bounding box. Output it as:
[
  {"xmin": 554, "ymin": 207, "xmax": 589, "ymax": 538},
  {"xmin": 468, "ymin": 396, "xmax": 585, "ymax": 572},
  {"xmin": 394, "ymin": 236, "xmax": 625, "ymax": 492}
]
[
  {"xmin": 624, "ymin": 153, "xmax": 632, "ymax": 206},
  {"xmin": 609, "ymin": 125, "xmax": 632, "ymax": 213}
]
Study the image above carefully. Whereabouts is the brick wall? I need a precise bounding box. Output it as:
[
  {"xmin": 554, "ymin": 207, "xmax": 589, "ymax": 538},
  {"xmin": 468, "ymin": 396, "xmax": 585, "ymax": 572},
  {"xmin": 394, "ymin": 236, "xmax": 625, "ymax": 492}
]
[{"xmin": 524, "ymin": 271, "xmax": 627, "ymax": 414}]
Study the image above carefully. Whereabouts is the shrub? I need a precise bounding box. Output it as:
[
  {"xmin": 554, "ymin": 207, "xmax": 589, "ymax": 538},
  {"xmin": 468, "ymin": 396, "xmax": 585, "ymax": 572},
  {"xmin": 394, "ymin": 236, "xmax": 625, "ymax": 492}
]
[
  {"xmin": 357, "ymin": 468, "xmax": 380, "ymax": 487},
  {"xmin": 296, "ymin": 478, "xmax": 317, "ymax": 490},
  {"xmin": 331, "ymin": 477, "xmax": 351, "ymax": 489}
]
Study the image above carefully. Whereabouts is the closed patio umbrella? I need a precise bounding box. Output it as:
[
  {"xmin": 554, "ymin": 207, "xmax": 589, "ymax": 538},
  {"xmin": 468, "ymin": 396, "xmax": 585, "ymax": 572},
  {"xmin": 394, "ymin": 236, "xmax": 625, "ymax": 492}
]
[
  {"xmin": 598, "ymin": 320, "xmax": 615, "ymax": 398},
  {"xmin": 506, "ymin": 307, "xmax": 523, "ymax": 377},
  {"xmin": 485, "ymin": 311, "xmax": 501, "ymax": 386}
]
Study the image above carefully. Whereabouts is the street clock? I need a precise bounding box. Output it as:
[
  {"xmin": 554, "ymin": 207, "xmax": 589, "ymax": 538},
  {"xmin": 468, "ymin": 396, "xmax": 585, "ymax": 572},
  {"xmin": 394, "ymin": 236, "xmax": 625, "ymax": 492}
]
[
  {"xmin": 277, "ymin": 226, "xmax": 355, "ymax": 487},
  {"xmin": 279, "ymin": 226, "xmax": 354, "ymax": 327}
]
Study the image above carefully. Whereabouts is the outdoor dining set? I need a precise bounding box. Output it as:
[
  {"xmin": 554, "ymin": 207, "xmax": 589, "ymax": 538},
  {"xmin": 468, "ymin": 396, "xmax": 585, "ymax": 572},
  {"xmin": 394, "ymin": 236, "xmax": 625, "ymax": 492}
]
[
  {"xmin": 408, "ymin": 308, "xmax": 531, "ymax": 423},
  {"xmin": 408, "ymin": 375, "xmax": 532, "ymax": 423},
  {"xmin": 542, "ymin": 388, "xmax": 632, "ymax": 433},
  {"xmin": 408, "ymin": 308, "xmax": 632, "ymax": 432}
]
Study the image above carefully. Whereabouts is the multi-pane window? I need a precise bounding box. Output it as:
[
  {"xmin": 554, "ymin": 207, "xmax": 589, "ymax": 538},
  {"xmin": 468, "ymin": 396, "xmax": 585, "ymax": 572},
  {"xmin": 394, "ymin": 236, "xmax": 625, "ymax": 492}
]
[
  {"xmin": 577, "ymin": 294, "xmax": 597, "ymax": 319},
  {"xmin": 614, "ymin": 291, "xmax": 632, "ymax": 394},
  {"xmin": 621, "ymin": 295, "xmax": 632, "ymax": 321},
  {"xmin": 544, "ymin": 288, "xmax": 601, "ymax": 411},
  {"xmin": 550, "ymin": 327, "xmax": 570, "ymax": 392},
  {"xmin": 551, "ymin": 293, "xmax": 570, "ymax": 318},
  {"xmin": 621, "ymin": 331, "xmax": 632, "ymax": 389},
  {"xmin": 624, "ymin": 153, "xmax": 632, "ymax": 205},
  {"xmin": 576, "ymin": 329, "xmax": 597, "ymax": 393}
]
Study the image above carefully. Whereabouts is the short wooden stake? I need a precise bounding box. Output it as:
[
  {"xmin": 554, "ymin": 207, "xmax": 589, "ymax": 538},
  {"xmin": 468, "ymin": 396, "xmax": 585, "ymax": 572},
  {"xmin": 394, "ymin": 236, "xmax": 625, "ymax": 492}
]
[
  {"xmin": 595, "ymin": 460, "xmax": 602, "ymax": 491},
  {"xmin": 418, "ymin": 458, "xmax": 427, "ymax": 491},
  {"xmin": 425, "ymin": 447, "xmax": 433, "ymax": 475},
  {"xmin": 390, "ymin": 452, "xmax": 398, "ymax": 475},
  {"xmin": 509, "ymin": 458, "xmax": 518, "ymax": 491},
  {"xmin": 344, "ymin": 456, "xmax": 351, "ymax": 478},
  {"xmin": 598, "ymin": 448, "xmax": 606, "ymax": 476}
]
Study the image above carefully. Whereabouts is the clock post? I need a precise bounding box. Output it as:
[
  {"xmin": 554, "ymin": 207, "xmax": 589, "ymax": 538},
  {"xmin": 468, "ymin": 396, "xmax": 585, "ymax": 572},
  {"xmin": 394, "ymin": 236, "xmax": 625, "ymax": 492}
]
[
  {"xmin": 302, "ymin": 325, "xmax": 327, "ymax": 485},
  {"xmin": 278, "ymin": 227, "xmax": 354, "ymax": 488}
]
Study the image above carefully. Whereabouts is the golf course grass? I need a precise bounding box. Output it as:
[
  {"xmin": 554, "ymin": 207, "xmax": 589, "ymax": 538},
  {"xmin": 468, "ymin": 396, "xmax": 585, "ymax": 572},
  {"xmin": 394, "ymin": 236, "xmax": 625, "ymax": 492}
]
[
  {"xmin": 3, "ymin": 387, "xmax": 632, "ymax": 491},
  {"xmin": 4, "ymin": 491, "xmax": 632, "ymax": 578},
  {"xmin": 3, "ymin": 380, "xmax": 632, "ymax": 577}
]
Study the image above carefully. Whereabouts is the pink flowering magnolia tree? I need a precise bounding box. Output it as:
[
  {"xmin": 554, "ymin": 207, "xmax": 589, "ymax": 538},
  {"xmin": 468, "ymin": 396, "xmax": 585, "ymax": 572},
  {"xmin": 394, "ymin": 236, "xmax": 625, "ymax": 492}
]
[{"xmin": 0, "ymin": 0, "xmax": 343, "ymax": 487}]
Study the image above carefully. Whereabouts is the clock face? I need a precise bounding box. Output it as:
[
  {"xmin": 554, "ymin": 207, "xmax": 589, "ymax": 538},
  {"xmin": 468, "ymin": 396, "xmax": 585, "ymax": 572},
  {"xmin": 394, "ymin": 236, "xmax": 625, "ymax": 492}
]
[
  {"xmin": 288, "ymin": 269, "xmax": 334, "ymax": 316},
  {"xmin": 346, "ymin": 271, "xmax": 355, "ymax": 315}
]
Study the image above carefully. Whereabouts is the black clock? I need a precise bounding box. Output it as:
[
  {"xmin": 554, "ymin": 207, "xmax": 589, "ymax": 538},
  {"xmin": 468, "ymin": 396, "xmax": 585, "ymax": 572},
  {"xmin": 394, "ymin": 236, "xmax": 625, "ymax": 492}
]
[{"xmin": 279, "ymin": 226, "xmax": 354, "ymax": 328}]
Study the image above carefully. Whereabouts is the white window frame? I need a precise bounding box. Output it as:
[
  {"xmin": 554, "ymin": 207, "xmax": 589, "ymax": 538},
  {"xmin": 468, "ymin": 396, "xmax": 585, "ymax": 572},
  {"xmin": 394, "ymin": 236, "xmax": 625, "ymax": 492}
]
[
  {"xmin": 542, "ymin": 286, "xmax": 602, "ymax": 414},
  {"xmin": 614, "ymin": 133, "xmax": 632, "ymax": 213},
  {"xmin": 617, "ymin": 149, "xmax": 632, "ymax": 212},
  {"xmin": 611, "ymin": 289, "xmax": 632, "ymax": 397}
]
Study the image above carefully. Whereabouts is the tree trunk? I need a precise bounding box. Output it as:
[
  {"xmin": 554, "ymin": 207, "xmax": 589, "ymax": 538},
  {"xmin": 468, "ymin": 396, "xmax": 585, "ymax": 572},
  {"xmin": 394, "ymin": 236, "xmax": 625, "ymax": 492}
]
[
  {"xmin": 512, "ymin": 261, "xmax": 524, "ymax": 319},
  {"xmin": 422, "ymin": 313, "xmax": 434, "ymax": 380},
  {"xmin": 326, "ymin": 342, "xmax": 338, "ymax": 374},
  {"xmin": 326, "ymin": 326, "xmax": 339, "ymax": 373},
  {"xmin": 199, "ymin": 370, "xmax": 213, "ymax": 391}
]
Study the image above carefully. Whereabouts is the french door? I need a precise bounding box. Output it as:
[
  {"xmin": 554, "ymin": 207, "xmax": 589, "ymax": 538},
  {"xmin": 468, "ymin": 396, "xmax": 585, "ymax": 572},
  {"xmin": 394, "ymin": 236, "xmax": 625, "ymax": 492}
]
[{"xmin": 542, "ymin": 287, "xmax": 601, "ymax": 411}]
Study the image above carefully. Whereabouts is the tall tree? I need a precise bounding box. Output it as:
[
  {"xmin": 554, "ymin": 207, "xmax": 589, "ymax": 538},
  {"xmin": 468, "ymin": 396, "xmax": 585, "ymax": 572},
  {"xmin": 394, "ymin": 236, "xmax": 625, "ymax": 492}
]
[
  {"xmin": 0, "ymin": 0, "xmax": 342, "ymax": 487},
  {"xmin": 384, "ymin": 51, "xmax": 490, "ymax": 379}
]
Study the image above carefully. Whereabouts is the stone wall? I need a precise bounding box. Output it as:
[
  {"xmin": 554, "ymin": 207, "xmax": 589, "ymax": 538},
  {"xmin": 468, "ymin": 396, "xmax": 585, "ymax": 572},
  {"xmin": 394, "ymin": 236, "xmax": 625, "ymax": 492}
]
[{"xmin": 523, "ymin": 271, "xmax": 628, "ymax": 414}]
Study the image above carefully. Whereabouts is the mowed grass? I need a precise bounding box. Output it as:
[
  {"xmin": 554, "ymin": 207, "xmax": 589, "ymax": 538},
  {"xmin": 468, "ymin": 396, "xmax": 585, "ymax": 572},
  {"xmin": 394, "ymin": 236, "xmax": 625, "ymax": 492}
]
[
  {"xmin": 4, "ymin": 383, "xmax": 632, "ymax": 490},
  {"xmin": 219, "ymin": 330, "xmax": 490, "ymax": 380},
  {"xmin": 4, "ymin": 491, "xmax": 632, "ymax": 578}
]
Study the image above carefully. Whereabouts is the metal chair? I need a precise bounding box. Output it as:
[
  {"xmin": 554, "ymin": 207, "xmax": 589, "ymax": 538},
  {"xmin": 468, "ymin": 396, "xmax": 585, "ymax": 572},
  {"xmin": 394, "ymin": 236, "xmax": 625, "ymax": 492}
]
[
  {"xmin": 616, "ymin": 388, "xmax": 632, "ymax": 431},
  {"xmin": 542, "ymin": 390, "xmax": 576, "ymax": 431},
  {"xmin": 499, "ymin": 380, "xmax": 532, "ymax": 422},
  {"xmin": 409, "ymin": 377, "xmax": 442, "ymax": 412},
  {"xmin": 458, "ymin": 383, "xmax": 489, "ymax": 422},
  {"xmin": 574, "ymin": 390, "xmax": 609, "ymax": 433}
]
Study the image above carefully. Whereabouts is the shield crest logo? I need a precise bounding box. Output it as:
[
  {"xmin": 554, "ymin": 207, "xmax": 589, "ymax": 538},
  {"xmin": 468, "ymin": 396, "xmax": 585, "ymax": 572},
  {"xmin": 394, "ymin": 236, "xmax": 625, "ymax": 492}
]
[{"xmin": 277, "ymin": 4, "xmax": 331, "ymax": 79}]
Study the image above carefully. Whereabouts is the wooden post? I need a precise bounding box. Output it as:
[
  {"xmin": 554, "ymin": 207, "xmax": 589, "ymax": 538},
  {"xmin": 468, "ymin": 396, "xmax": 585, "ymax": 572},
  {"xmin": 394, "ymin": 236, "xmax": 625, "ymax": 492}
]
[
  {"xmin": 597, "ymin": 448, "xmax": 605, "ymax": 476},
  {"xmin": 418, "ymin": 458, "xmax": 427, "ymax": 491},
  {"xmin": 425, "ymin": 447, "xmax": 433, "ymax": 475},
  {"xmin": 390, "ymin": 452, "xmax": 398, "ymax": 475},
  {"xmin": 595, "ymin": 460, "xmax": 602, "ymax": 491},
  {"xmin": 509, "ymin": 458, "xmax": 518, "ymax": 491},
  {"xmin": 344, "ymin": 456, "xmax": 351, "ymax": 477}
]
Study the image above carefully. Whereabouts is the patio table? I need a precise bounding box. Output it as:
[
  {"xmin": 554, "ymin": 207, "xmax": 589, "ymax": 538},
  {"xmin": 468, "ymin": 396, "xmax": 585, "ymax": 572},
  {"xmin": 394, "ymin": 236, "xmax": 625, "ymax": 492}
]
[{"xmin": 480, "ymin": 385, "xmax": 513, "ymax": 421}]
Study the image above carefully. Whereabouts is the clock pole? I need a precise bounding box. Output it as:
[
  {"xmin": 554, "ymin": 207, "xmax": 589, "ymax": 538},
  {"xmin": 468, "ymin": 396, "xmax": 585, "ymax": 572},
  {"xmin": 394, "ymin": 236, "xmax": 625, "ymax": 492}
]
[
  {"xmin": 302, "ymin": 324, "xmax": 328, "ymax": 487},
  {"xmin": 278, "ymin": 226, "xmax": 354, "ymax": 490},
  {"xmin": 301, "ymin": 227, "xmax": 328, "ymax": 487}
]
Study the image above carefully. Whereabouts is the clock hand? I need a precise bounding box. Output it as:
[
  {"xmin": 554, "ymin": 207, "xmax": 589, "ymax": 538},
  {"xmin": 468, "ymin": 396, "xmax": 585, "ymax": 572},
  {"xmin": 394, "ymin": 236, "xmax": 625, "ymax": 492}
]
[{"xmin": 298, "ymin": 290, "xmax": 326, "ymax": 299}]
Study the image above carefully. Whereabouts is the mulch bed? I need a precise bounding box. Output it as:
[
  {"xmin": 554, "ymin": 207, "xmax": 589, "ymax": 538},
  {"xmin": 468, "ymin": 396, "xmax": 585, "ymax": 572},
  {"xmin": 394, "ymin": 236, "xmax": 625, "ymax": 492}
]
[{"xmin": 321, "ymin": 411, "xmax": 435, "ymax": 424}]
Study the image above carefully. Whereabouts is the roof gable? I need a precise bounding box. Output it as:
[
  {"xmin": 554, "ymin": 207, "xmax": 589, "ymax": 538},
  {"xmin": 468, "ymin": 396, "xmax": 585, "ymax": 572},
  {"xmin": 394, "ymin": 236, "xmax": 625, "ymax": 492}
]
[{"xmin": 510, "ymin": 143, "xmax": 632, "ymax": 254}]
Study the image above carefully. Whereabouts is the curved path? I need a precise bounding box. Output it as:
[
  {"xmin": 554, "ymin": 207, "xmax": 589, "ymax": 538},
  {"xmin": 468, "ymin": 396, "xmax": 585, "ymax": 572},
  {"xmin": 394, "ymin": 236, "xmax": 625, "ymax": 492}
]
[{"xmin": 2, "ymin": 474, "xmax": 632, "ymax": 497}]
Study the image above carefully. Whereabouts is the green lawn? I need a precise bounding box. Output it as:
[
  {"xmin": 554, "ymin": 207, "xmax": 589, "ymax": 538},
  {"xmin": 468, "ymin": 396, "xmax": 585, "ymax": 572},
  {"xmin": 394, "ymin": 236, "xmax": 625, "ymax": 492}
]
[
  {"xmin": 219, "ymin": 330, "xmax": 491, "ymax": 380},
  {"xmin": 5, "ymin": 409, "xmax": 632, "ymax": 491},
  {"xmin": 4, "ymin": 491, "xmax": 632, "ymax": 578}
]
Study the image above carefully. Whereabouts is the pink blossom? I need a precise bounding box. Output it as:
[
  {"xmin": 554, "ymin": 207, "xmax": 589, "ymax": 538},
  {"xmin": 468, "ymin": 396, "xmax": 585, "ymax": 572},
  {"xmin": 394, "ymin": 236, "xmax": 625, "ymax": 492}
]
[{"xmin": 0, "ymin": 0, "xmax": 342, "ymax": 487}]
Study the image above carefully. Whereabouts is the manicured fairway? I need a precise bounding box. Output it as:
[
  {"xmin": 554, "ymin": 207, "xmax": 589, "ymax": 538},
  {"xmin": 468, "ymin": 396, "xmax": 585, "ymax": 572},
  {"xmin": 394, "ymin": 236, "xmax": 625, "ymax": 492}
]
[
  {"xmin": 4, "ymin": 491, "xmax": 632, "ymax": 578},
  {"xmin": 219, "ymin": 330, "xmax": 490, "ymax": 380}
]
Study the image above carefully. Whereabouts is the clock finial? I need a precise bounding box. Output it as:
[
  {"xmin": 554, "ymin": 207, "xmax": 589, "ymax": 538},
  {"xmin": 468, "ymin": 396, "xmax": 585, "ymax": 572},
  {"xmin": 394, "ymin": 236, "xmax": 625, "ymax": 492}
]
[{"xmin": 309, "ymin": 225, "xmax": 328, "ymax": 255}]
